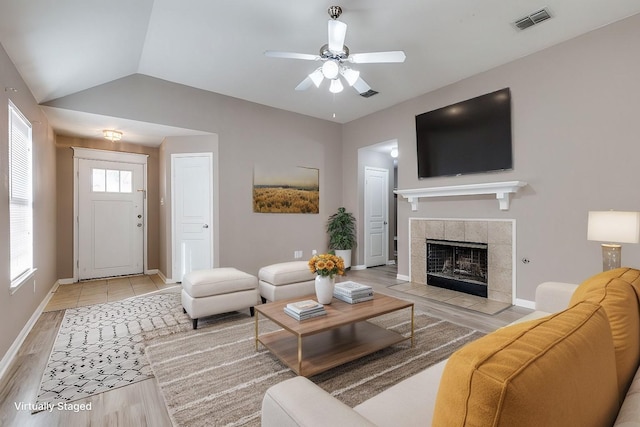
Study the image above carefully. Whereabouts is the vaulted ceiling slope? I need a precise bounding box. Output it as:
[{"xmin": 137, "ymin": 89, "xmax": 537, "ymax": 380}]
[{"xmin": 1, "ymin": 0, "xmax": 640, "ymax": 126}]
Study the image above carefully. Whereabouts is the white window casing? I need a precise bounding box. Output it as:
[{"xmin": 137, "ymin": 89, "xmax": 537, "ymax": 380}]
[{"xmin": 8, "ymin": 101, "xmax": 35, "ymax": 292}]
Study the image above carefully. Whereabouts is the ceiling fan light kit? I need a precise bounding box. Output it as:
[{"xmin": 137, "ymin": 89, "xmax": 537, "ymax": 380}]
[
  {"xmin": 329, "ymin": 79, "xmax": 344, "ymax": 94},
  {"xmin": 322, "ymin": 60, "xmax": 340, "ymax": 79},
  {"xmin": 341, "ymin": 67, "xmax": 360, "ymax": 86},
  {"xmin": 265, "ymin": 5, "xmax": 406, "ymax": 96}
]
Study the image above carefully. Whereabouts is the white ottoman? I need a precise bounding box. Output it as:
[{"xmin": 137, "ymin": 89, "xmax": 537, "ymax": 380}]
[
  {"xmin": 258, "ymin": 261, "xmax": 316, "ymax": 302},
  {"xmin": 181, "ymin": 268, "xmax": 260, "ymax": 329}
]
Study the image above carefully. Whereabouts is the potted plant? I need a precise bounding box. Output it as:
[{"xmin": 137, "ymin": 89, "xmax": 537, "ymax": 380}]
[{"xmin": 327, "ymin": 207, "xmax": 356, "ymax": 269}]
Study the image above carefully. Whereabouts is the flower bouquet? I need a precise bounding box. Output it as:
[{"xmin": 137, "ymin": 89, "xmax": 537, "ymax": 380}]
[{"xmin": 308, "ymin": 253, "xmax": 345, "ymax": 278}]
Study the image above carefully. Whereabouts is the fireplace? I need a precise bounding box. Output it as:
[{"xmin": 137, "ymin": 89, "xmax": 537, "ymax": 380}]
[
  {"xmin": 410, "ymin": 219, "xmax": 514, "ymax": 303},
  {"xmin": 426, "ymin": 239, "xmax": 488, "ymax": 298}
]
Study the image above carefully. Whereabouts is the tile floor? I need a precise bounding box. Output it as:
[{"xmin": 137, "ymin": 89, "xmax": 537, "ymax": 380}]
[{"xmin": 44, "ymin": 274, "xmax": 179, "ymax": 312}]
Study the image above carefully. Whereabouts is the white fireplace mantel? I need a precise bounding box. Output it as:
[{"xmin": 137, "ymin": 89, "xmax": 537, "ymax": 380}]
[{"xmin": 395, "ymin": 181, "xmax": 527, "ymax": 211}]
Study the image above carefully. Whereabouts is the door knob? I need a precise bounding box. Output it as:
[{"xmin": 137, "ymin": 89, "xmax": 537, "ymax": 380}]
[{"xmin": 203, "ymin": 224, "xmax": 209, "ymax": 228}]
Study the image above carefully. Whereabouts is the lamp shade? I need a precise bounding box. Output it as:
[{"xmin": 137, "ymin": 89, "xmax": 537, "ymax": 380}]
[
  {"xmin": 321, "ymin": 60, "xmax": 339, "ymax": 79},
  {"xmin": 329, "ymin": 79, "xmax": 343, "ymax": 94},
  {"xmin": 308, "ymin": 69, "xmax": 324, "ymax": 88},
  {"xmin": 587, "ymin": 211, "xmax": 640, "ymax": 244}
]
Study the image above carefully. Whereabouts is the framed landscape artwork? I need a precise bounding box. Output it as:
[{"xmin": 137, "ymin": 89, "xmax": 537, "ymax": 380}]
[{"xmin": 253, "ymin": 165, "xmax": 319, "ymax": 213}]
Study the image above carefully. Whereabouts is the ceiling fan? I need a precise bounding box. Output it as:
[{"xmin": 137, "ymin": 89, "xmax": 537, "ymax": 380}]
[{"xmin": 265, "ymin": 6, "xmax": 406, "ymax": 96}]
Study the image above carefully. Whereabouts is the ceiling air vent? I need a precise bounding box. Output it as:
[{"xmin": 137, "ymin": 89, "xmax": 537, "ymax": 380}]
[
  {"xmin": 514, "ymin": 8, "xmax": 551, "ymax": 31},
  {"xmin": 359, "ymin": 89, "xmax": 379, "ymax": 98}
]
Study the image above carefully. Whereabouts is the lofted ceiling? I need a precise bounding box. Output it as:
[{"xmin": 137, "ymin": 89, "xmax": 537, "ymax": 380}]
[{"xmin": 1, "ymin": 0, "xmax": 639, "ymax": 142}]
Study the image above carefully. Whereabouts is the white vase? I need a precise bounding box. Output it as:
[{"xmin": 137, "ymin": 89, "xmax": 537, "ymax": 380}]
[
  {"xmin": 315, "ymin": 275, "xmax": 335, "ymax": 305},
  {"xmin": 335, "ymin": 249, "xmax": 352, "ymax": 269}
]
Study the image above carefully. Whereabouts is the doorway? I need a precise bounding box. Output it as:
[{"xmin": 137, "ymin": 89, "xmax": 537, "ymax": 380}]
[
  {"xmin": 73, "ymin": 148, "xmax": 148, "ymax": 281},
  {"xmin": 358, "ymin": 140, "xmax": 398, "ymax": 269}
]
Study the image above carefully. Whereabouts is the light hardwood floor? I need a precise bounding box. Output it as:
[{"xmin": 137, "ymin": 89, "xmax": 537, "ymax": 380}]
[{"xmin": 0, "ymin": 267, "xmax": 531, "ymax": 426}]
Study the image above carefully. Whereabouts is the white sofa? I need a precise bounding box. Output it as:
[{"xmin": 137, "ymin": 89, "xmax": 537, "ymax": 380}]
[
  {"xmin": 261, "ymin": 280, "xmax": 578, "ymax": 426},
  {"xmin": 262, "ymin": 269, "xmax": 640, "ymax": 427}
]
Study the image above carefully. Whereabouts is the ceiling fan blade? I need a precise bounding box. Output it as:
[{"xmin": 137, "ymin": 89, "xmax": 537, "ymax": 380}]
[
  {"xmin": 349, "ymin": 51, "xmax": 406, "ymax": 64},
  {"xmin": 352, "ymin": 77, "xmax": 371, "ymax": 94},
  {"xmin": 264, "ymin": 51, "xmax": 319, "ymax": 61},
  {"xmin": 328, "ymin": 19, "xmax": 347, "ymax": 53},
  {"xmin": 295, "ymin": 76, "xmax": 314, "ymax": 91}
]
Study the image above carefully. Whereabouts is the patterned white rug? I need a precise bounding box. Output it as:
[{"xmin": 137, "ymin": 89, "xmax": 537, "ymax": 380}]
[{"xmin": 35, "ymin": 292, "xmax": 189, "ymax": 410}]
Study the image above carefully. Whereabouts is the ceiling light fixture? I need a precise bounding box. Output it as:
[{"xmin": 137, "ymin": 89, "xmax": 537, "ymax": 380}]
[
  {"xmin": 309, "ymin": 69, "xmax": 324, "ymax": 87},
  {"xmin": 340, "ymin": 67, "xmax": 360, "ymax": 86},
  {"xmin": 265, "ymin": 5, "xmax": 406, "ymax": 97},
  {"xmin": 103, "ymin": 130, "xmax": 123, "ymax": 142},
  {"xmin": 390, "ymin": 148, "xmax": 399, "ymax": 158},
  {"xmin": 329, "ymin": 79, "xmax": 344, "ymax": 94},
  {"xmin": 321, "ymin": 60, "xmax": 340, "ymax": 79}
]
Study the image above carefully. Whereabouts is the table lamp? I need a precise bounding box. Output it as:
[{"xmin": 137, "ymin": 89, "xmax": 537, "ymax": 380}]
[{"xmin": 587, "ymin": 211, "xmax": 640, "ymax": 271}]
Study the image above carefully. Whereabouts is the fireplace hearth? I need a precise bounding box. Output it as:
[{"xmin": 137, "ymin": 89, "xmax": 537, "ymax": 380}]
[{"xmin": 427, "ymin": 239, "xmax": 488, "ymax": 298}]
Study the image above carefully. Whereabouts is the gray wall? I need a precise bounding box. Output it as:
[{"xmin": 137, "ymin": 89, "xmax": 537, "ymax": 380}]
[
  {"xmin": 0, "ymin": 44, "xmax": 57, "ymax": 363},
  {"xmin": 342, "ymin": 13, "xmax": 640, "ymax": 302},
  {"xmin": 47, "ymin": 76, "xmax": 343, "ymax": 278}
]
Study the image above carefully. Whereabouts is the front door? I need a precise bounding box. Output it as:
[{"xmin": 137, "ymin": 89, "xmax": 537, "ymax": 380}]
[
  {"xmin": 364, "ymin": 167, "xmax": 389, "ymax": 267},
  {"xmin": 78, "ymin": 159, "xmax": 145, "ymax": 280}
]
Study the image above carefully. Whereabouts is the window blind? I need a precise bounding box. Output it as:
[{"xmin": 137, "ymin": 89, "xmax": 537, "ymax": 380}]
[{"xmin": 8, "ymin": 101, "xmax": 33, "ymax": 283}]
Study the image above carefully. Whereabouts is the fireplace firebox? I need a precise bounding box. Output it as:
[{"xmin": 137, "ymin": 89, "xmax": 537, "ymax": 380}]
[{"xmin": 426, "ymin": 239, "xmax": 488, "ymax": 298}]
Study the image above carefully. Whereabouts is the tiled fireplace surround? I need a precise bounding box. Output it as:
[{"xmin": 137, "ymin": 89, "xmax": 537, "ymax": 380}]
[{"xmin": 410, "ymin": 219, "xmax": 515, "ymax": 304}]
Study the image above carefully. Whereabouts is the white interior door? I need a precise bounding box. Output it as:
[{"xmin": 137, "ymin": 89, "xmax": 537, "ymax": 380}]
[
  {"xmin": 78, "ymin": 159, "xmax": 144, "ymax": 280},
  {"xmin": 172, "ymin": 154, "xmax": 213, "ymax": 282},
  {"xmin": 365, "ymin": 167, "xmax": 389, "ymax": 267}
]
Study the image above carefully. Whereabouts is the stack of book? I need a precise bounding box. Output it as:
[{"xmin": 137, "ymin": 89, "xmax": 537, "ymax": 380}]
[
  {"xmin": 284, "ymin": 299, "xmax": 327, "ymax": 320},
  {"xmin": 333, "ymin": 281, "xmax": 374, "ymax": 304}
]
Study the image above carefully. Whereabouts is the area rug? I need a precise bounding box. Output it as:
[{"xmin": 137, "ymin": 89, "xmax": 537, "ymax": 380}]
[
  {"xmin": 35, "ymin": 292, "xmax": 190, "ymax": 410},
  {"xmin": 144, "ymin": 310, "xmax": 484, "ymax": 427}
]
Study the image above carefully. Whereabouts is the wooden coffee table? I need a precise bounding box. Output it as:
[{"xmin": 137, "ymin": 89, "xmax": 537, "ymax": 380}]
[{"xmin": 255, "ymin": 293, "xmax": 414, "ymax": 377}]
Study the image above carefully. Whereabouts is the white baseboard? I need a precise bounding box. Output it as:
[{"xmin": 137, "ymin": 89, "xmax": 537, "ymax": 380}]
[
  {"xmin": 0, "ymin": 280, "xmax": 58, "ymax": 382},
  {"xmin": 58, "ymin": 278, "xmax": 75, "ymax": 285},
  {"xmin": 157, "ymin": 270, "xmax": 177, "ymax": 284},
  {"xmin": 515, "ymin": 298, "xmax": 535, "ymax": 309},
  {"xmin": 145, "ymin": 268, "xmax": 159, "ymax": 275},
  {"xmin": 396, "ymin": 274, "xmax": 410, "ymax": 281},
  {"xmin": 386, "ymin": 260, "xmax": 396, "ymax": 265},
  {"xmin": 351, "ymin": 265, "xmax": 367, "ymax": 271}
]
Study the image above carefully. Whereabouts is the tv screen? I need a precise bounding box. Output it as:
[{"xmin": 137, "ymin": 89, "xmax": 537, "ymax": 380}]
[{"xmin": 415, "ymin": 88, "xmax": 513, "ymax": 179}]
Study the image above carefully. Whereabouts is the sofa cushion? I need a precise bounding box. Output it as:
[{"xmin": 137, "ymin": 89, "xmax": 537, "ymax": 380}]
[
  {"xmin": 432, "ymin": 301, "xmax": 619, "ymax": 427},
  {"xmin": 353, "ymin": 359, "xmax": 447, "ymax": 427},
  {"xmin": 258, "ymin": 261, "xmax": 315, "ymax": 286},
  {"xmin": 569, "ymin": 267, "xmax": 640, "ymax": 400}
]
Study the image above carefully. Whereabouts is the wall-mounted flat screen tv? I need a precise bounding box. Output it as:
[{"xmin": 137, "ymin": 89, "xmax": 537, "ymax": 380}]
[{"xmin": 415, "ymin": 88, "xmax": 513, "ymax": 179}]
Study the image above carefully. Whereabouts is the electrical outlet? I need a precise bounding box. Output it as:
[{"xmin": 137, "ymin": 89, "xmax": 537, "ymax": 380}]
[
  {"xmin": 312, "ymin": 249, "xmax": 317, "ymax": 255},
  {"xmin": 294, "ymin": 250, "xmax": 303, "ymax": 259}
]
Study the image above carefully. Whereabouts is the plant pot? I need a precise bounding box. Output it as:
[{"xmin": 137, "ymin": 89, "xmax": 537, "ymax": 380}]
[
  {"xmin": 335, "ymin": 249, "xmax": 352, "ymax": 269},
  {"xmin": 315, "ymin": 275, "xmax": 335, "ymax": 304}
]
